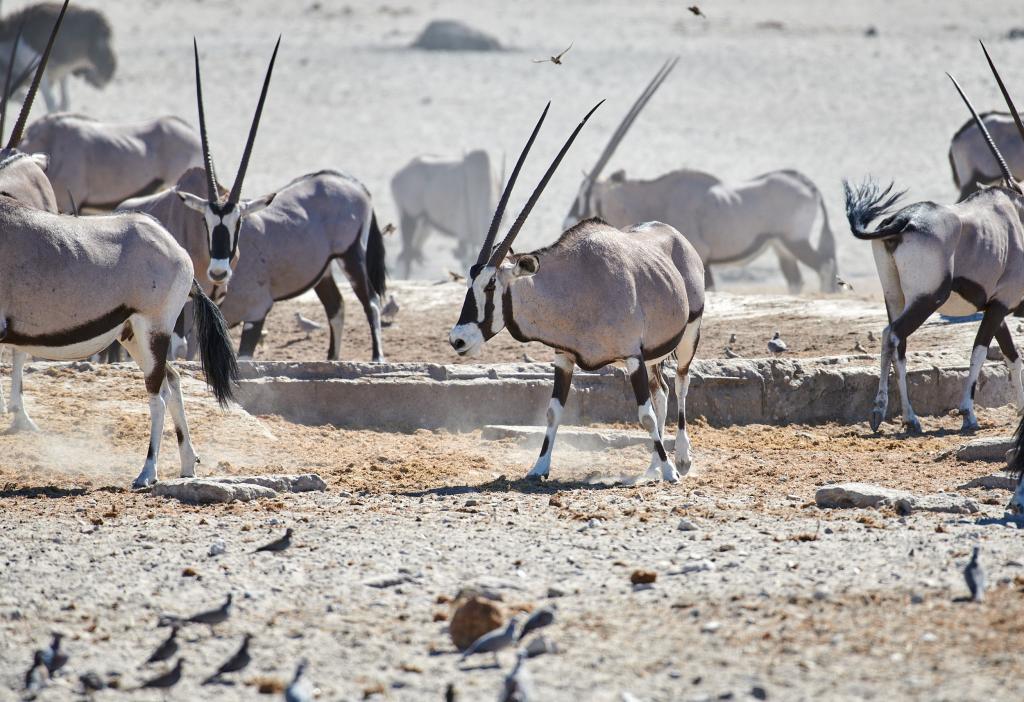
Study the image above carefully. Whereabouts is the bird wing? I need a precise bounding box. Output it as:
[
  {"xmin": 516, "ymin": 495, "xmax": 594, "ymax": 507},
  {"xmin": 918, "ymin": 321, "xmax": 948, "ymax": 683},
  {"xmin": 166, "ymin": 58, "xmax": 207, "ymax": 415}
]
[{"xmin": 555, "ymin": 40, "xmax": 574, "ymax": 59}]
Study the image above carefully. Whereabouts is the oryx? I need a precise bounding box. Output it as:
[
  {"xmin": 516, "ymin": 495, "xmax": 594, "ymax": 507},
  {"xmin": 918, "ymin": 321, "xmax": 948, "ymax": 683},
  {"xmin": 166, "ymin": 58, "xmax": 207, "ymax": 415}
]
[
  {"xmin": 566, "ymin": 60, "xmax": 838, "ymax": 293},
  {"xmin": 19, "ymin": 112, "xmax": 203, "ymax": 212},
  {"xmin": 0, "ymin": 1, "xmax": 115, "ymax": 112},
  {"xmin": 843, "ymin": 43, "xmax": 1024, "ymax": 435},
  {"xmin": 1010, "ymin": 422, "xmax": 1024, "ymax": 514},
  {"xmin": 122, "ymin": 166, "xmax": 388, "ymax": 361},
  {"xmin": 948, "ymin": 111, "xmax": 1024, "ymax": 201},
  {"xmin": 391, "ymin": 149, "xmax": 501, "ymax": 278},
  {"xmin": 449, "ymin": 101, "xmax": 705, "ymax": 483}
]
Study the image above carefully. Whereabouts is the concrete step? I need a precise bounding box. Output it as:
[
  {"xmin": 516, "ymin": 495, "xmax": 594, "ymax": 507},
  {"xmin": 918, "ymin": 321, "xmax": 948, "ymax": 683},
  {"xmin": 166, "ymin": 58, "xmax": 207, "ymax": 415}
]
[{"xmin": 482, "ymin": 425, "xmax": 675, "ymax": 452}]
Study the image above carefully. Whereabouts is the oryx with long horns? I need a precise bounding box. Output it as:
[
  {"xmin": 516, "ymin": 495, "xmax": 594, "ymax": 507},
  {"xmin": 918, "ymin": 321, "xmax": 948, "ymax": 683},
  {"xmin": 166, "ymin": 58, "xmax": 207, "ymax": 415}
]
[
  {"xmin": 0, "ymin": 2, "xmax": 240, "ymax": 488},
  {"xmin": 173, "ymin": 38, "xmax": 279, "ymax": 288},
  {"xmin": 844, "ymin": 43, "xmax": 1024, "ymax": 435},
  {"xmin": 567, "ymin": 60, "xmax": 838, "ymax": 293},
  {"xmin": 948, "ymin": 111, "xmax": 1024, "ymax": 202},
  {"xmin": 449, "ymin": 102, "xmax": 705, "ymax": 483}
]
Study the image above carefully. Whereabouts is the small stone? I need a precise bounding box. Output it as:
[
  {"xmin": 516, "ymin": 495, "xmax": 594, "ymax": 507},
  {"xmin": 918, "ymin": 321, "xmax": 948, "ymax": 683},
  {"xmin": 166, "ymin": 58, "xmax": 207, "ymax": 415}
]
[
  {"xmin": 921, "ymin": 631, "xmax": 937, "ymax": 642},
  {"xmin": 630, "ymin": 569, "xmax": 657, "ymax": 585},
  {"xmin": 813, "ymin": 587, "xmax": 830, "ymax": 601},
  {"xmin": 700, "ymin": 620, "xmax": 721, "ymax": 633},
  {"xmin": 910, "ymin": 593, "xmax": 924, "ymax": 605},
  {"xmin": 208, "ymin": 539, "xmax": 226, "ymax": 557},
  {"xmin": 751, "ymin": 686, "xmax": 768, "ymax": 700},
  {"xmin": 449, "ymin": 596, "xmax": 504, "ymax": 651},
  {"xmin": 546, "ymin": 586, "xmax": 567, "ymax": 599}
]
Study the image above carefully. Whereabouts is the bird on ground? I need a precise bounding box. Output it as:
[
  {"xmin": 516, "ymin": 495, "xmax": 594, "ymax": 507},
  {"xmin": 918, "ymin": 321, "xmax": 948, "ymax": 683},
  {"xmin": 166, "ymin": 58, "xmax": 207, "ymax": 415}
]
[
  {"xmin": 285, "ymin": 659, "xmax": 312, "ymax": 702},
  {"xmin": 255, "ymin": 528, "xmax": 293, "ymax": 553},
  {"xmin": 767, "ymin": 332, "xmax": 788, "ymax": 355},
  {"xmin": 40, "ymin": 633, "xmax": 68, "ymax": 675},
  {"xmin": 78, "ymin": 671, "xmax": 105, "ymax": 692},
  {"xmin": 140, "ymin": 658, "xmax": 184, "ymax": 690},
  {"xmin": 517, "ymin": 606, "xmax": 555, "ymax": 641},
  {"xmin": 24, "ymin": 650, "xmax": 48, "ymax": 693},
  {"xmin": 728, "ymin": 333, "xmax": 737, "ymax": 345},
  {"xmin": 144, "ymin": 625, "xmax": 179, "ymax": 665},
  {"xmin": 688, "ymin": 5, "xmax": 705, "ymax": 17},
  {"xmin": 499, "ymin": 651, "xmax": 532, "ymax": 701},
  {"xmin": 202, "ymin": 634, "xmax": 252, "ymax": 685},
  {"xmin": 724, "ymin": 347, "xmax": 741, "ymax": 359},
  {"xmin": 294, "ymin": 312, "xmax": 323, "ymax": 337},
  {"xmin": 867, "ymin": 330, "xmax": 876, "ymax": 343},
  {"xmin": 964, "ymin": 545, "xmax": 986, "ymax": 602},
  {"xmin": 836, "ymin": 275, "xmax": 854, "ymax": 292},
  {"xmin": 853, "ymin": 340, "xmax": 867, "ymax": 354},
  {"xmin": 460, "ymin": 617, "xmax": 521, "ymax": 666},
  {"xmin": 444, "ymin": 683, "xmax": 458, "ymax": 702},
  {"xmin": 532, "ymin": 41, "xmax": 573, "ymax": 65},
  {"xmin": 170, "ymin": 594, "xmax": 233, "ymax": 634}
]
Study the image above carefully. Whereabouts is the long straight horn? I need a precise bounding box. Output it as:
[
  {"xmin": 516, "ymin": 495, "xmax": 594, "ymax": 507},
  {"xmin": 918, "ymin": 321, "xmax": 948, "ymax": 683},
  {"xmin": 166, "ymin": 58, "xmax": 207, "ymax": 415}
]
[
  {"xmin": 584, "ymin": 58, "xmax": 677, "ymax": 186},
  {"xmin": 227, "ymin": 35, "xmax": 280, "ymax": 205},
  {"xmin": 6, "ymin": 0, "xmax": 68, "ymax": 149},
  {"xmin": 489, "ymin": 100, "xmax": 605, "ymax": 266},
  {"xmin": 947, "ymin": 73, "xmax": 1018, "ymax": 188},
  {"xmin": 193, "ymin": 38, "xmax": 219, "ymax": 204},
  {"xmin": 979, "ymin": 41, "xmax": 1024, "ymax": 146},
  {"xmin": 476, "ymin": 103, "xmax": 550, "ymax": 266},
  {"xmin": 0, "ymin": 23, "xmax": 24, "ymax": 142}
]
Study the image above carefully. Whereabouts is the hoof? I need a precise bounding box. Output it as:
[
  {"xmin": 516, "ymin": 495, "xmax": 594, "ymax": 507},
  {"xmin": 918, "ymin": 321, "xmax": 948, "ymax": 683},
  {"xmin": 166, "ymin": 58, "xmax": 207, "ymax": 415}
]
[
  {"xmin": 132, "ymin": 475, "xmax": 156, "ymax": 490},
  {"xmin": 903, "ymin": 417, "xmax": 922, "ymax": 435},
  {"xmin": 662, "ymin": 465, "xmax": 682, "ymax": 484},
  {"xmin": 5, "ymin": 415, "xmax": 39, "ymax": 434},
  {"xmin": 525, "ymin": 472, "xmax": 547, "ymax": 483},
  {"xmin": 960, "ymin": 416, "xmax": 980, "ymax": 433},
  {"xmin": 674, "ymin": 458, "xmax": 692, "ymax": 477},
  {"xmin": 372, "ymin": 355, "xmax": 386, "ymax": 364},
  {"xmin": 869, "ymin": 408, "xmax": 884, "ymax": 433}
]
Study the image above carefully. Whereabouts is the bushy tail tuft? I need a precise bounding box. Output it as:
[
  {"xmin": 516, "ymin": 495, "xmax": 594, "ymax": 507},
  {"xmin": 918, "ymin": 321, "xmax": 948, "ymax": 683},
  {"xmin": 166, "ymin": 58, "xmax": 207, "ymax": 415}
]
[
  {"xmin": 843, "ymin": 177, "xmax": 906, "ymax": 240},
  {"xmin": 189, "ymin": 280, "xmax": 238, "ymax": 407},
  {"xmin": 367, "ymin": 211, "xmax": 387, "ymax": 297}
]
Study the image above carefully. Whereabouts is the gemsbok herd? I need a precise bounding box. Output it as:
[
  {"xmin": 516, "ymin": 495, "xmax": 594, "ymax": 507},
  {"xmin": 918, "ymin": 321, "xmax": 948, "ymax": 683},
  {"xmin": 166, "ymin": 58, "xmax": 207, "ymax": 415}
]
[{"xmin": 0, "ymin": 1, "xmax": 1020, "ymax": 514}]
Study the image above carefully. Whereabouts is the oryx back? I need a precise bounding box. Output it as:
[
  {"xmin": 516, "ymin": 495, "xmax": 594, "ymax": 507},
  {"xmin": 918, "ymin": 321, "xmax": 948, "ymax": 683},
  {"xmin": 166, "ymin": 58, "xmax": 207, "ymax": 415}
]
[
  {"xmin": 949, "ymin": 111, "xmax": 1024, "ymax": 198},
  {"xmin": 0, "ymin": 150, "xmax": 56, "ymax": 211}
]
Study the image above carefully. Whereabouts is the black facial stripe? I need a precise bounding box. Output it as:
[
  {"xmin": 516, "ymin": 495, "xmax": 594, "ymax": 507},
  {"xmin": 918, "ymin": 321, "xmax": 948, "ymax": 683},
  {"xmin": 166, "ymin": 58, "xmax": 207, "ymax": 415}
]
[
  {"xmin": 480, "ymin": 281, "xmax": 498, "ymax": 338},
  {"xmin": 210, "ymin": 223, "xmax": 232, "ymax": 259},
  {"xmin": 456, "ymin": 289, "xmax": 479, "ymax": 327}
]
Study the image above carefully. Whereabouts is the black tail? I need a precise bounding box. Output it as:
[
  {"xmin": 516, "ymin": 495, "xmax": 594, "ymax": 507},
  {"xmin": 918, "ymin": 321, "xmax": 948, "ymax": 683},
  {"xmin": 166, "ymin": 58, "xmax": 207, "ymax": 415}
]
[
  {"xmin": 367, "ymin": 211, "xmax": 387, "ymax": 297},
  {"xmin": 842, "ymin": 178, "xmax": 907, "ymax": 240},
  {"xmin": 189, "ymin": 280, "xmax": 238, "ymax": 407}
]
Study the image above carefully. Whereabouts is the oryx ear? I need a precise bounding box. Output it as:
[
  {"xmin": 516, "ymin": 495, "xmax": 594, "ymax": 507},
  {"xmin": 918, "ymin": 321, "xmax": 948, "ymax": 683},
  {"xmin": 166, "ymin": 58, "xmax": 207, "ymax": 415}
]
[
  {"xmin": 513, "ymin": 254, "xmax": 539, "ymax": 277},
  {"xmin": 176, "ymin": 190, "xmax": 208, "ymax": 213},
  {"xmin": 240, "ymin": 192, "xmax": 276, "ymax": 217},
  {"xmin": 30, "ymin": 153, "xmax": 48, "ymax": 171}
]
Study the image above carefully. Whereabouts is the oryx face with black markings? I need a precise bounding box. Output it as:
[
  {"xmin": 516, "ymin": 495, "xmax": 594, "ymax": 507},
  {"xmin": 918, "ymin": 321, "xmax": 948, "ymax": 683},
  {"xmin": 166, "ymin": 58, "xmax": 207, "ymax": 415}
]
[
  {"xmin": 185, "ymin": 36, "xmax": 280, "ymax": 285},
  {"xmin": 450, "ymin": 255, "xmax": 539, "ymax": 356}
]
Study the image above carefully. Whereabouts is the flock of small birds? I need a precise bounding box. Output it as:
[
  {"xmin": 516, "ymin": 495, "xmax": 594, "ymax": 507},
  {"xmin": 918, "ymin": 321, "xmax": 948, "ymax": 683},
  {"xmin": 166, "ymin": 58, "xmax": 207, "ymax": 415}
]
[{"xmin": 21, "ymin": 529, "xmax": 310, "ymax": 699}]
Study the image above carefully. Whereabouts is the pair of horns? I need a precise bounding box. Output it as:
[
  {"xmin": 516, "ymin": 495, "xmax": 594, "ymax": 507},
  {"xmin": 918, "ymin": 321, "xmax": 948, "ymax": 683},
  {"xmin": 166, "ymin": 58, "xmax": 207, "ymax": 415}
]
[
  {"xmin": 948, "ymin": 41, "xmax": 1024, "ymax": 192},
  {"xmin": 1, "ymin": 0, "xmax": 68, "ymax": 148},
  {"xmin": 582, "ymin": 57, "xmax": 677, "ymax": 192},
  {"xmin": 476, "ymin": 100, "xmax": 604, "ymax": 268},
  {"xmin": 193, "ymin": 36, "xmax": 279, "ymax": 206}
]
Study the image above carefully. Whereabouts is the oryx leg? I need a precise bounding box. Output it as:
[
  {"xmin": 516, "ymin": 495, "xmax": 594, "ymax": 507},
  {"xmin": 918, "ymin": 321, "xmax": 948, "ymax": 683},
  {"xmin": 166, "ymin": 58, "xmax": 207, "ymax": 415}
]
[
  {"xmin": 341, "ymin": 246, "xmax": 385, "ymax": 363},
  {"xmin": 674, "ymin": 319, "xmax": 702, "ymax": 477},
  {"xmin": 703, "ymin": 264, "xmax": 716, "ymax": 291},
  {"xmin": 0, "ymin": 347, "xmax": 5, "ymax": 413},
  {"xmin": 398, "ymin": 212, "xmax": 421, "ymax": 279},
  {"xmin": 161, "ymin": 364, "xmax": 199, "ymax": 478},
  {"xmin": 313, "ymin": 273, "xmax": 345, "ymax": 361},
  {"xmin": 170, "ymin": 308, "xmax": 189, "ymax": 360},
  {"xmin": 40, "ymin": 76, "xmax": 58, "ymax": 112},
  {"xmin": 784, "ymin": 239, "xmax": 836, "ymax": 294},
  {"xmin": 876, "ymin": 295, "xmax": 940, "ymax": 434},
  {"xmin": 774, "ymin": 244, "xmax": 804, "ymax": 295},
  {"xmin": 959, "ymin": 305, "xmax": 1008, "ymax": 432},
  {"xmin": 7, "ymin": 350, "xmax": 38, "ymax": 433},
  {"xmin": 526, "ymin": 353, "xmax": 574, "ymax": 480},
  {"xmin": 994, "ymin": 321, "xmax": 1024, "ymax": 414},
  {"xmin": 238, "ymin": 319, "xmax": 266, "ymax": 360},
  {"xmin": 627, "ymin": 357, "xmax": 673, "ymax": 483},
  {"xmin": 120, "ymin": 322, "xmax": 171, "ymax": 489}
]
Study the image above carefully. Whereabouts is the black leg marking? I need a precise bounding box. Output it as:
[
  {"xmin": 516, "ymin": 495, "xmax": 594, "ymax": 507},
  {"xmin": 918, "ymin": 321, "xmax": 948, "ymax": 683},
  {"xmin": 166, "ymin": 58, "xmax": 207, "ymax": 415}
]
[
  {"xmin": 145, "ymin": 334, "xmax": 171, "ymax": 395},
  {"xmin": 238, "ymin": 318, "xmax": 266, "ymax": 359},
  {"xmin": 313, "ymin": 275, "xmax": 343, "ymax": 360},
  {"xmin": 176, "ymin": 428, "xmax": 184, "ymax": 445},
  {"xmin": 995, "ymin": 321, "xmax": 1020, "ymax": 363},
  {"xmin": 539, "ymin": 436, "xmax": 550, "ymax": 456}
]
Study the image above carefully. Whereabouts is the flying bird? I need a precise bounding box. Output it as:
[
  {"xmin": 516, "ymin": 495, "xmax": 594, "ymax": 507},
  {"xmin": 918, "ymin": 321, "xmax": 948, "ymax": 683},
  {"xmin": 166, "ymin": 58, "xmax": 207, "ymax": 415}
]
[
  {"xmin": 533, "ymin": 41, "xmax": 573, "ymax": 65},
  {"xmin": 460, "ymin": 617, "xmax": 521, "ymax": 666},
  {"xmin": 144, "ymin": 625, "xmax": 179, "ymax": 664},
  {"xmin": 285, "ymin": 659, "xmax": 312, "ymax": 702},
  {"xmin": 448, "ymin": 270, "xmax": 466, "ymax": 283},
  {"xmin": 202, "ymin": 634, "xmax": 252, "ymax": 685},
  {"xmin": 688, "ymin": 5, "xmax": 705, "ymax": 17},
  {"xmin": 294, "ymin": 312, "xmax": 323, "ymax": 336},
  {"xmin": 41, "ymin": 633, "xmax": 68, "ymax": 675},
  {"xmin": 140, "ymin": 658, "xmax": 184, "ymax": 690},
  {"xmin": 254, "ymin": 527, "xmax": 293, "ymax": 553},
  {"xmin": 964, "ymin": 545, "xmax": 986, "ymax": 602},
  {"xmin": 767, "ymin": 332, "xmax": 788, "ymax": 355},
  {"xmin": 517, "ymin": 606, "xmax": 555, "ymax": 641}
]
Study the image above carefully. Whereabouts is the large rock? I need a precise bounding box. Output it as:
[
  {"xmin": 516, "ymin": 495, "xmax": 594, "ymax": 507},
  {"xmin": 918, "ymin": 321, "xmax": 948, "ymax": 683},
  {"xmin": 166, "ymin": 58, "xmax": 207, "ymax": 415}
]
[
  {"xmin": 449, "ymin": 596, "xmax": 504, "ymax": 651},
  {"xmin": 815, "ymin": 482, "xmax": 978, "ymax": 514},
  {"xmin": 411, "ymin": 20, "xmax": 502, "ymax": 51},
  {"xmin": 208, "ymin": 474, "xmax": 327, "ymax": 493},
  {"xmin": 153, "ymin": 479, "xmax": 278, "ymax": 504},
  {"xmin": 955, "ymin": 436, "xmax": 1015, "ymax": 462},
  {"xmin": 958, "ymin": 473, "xmax": 1018, "ymax": 491}
]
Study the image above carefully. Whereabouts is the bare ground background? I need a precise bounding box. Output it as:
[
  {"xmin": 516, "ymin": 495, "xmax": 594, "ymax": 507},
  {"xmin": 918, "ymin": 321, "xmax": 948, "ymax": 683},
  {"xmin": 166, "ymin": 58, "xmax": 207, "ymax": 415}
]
[{"xmin": 1, "ymin": 1, "xmax": 1024, "ymax": 700}]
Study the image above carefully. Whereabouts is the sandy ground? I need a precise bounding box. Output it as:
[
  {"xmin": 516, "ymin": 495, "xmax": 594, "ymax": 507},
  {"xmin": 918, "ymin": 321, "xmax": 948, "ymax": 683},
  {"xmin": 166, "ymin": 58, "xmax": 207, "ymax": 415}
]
[
  {"xmin": 0, "ymin": 366, "xmax": 1022, "ymax": 700},
  {"xmin": 3, "ymin": 1, "xmax": 1024, "ymax": 700}
]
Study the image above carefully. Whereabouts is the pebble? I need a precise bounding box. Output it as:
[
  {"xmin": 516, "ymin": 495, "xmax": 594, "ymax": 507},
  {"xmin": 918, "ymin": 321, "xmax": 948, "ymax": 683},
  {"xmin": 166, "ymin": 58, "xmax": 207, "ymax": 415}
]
[
  {"xmin": 752, "ymin": 685, "xmax": 768, "ymax": 700},
  {"xmin": 910, "ymin": 593, "xmax": 924, "ymax": 605},
  {"xmin": 547, "ymin": 586, "xmax": 567, "ymax": 598},
  {"xmin": 208, "ymin": 539, "xmax": 226, "ymax": 557},
  {"xmin": 677, "ymin": 518, "xmax": 699, "ymax": 531},
  {"xmin": 700, "ymin": 620, "xmax": 721, "ymax": 633}
]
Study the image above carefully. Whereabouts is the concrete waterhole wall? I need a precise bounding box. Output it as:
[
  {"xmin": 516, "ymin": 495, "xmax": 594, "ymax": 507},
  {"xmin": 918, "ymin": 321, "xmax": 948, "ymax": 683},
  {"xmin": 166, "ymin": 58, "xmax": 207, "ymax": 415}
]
[{"xmin": 234, "ymin": 351, "xmax": 1020, "ymax": 431}]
